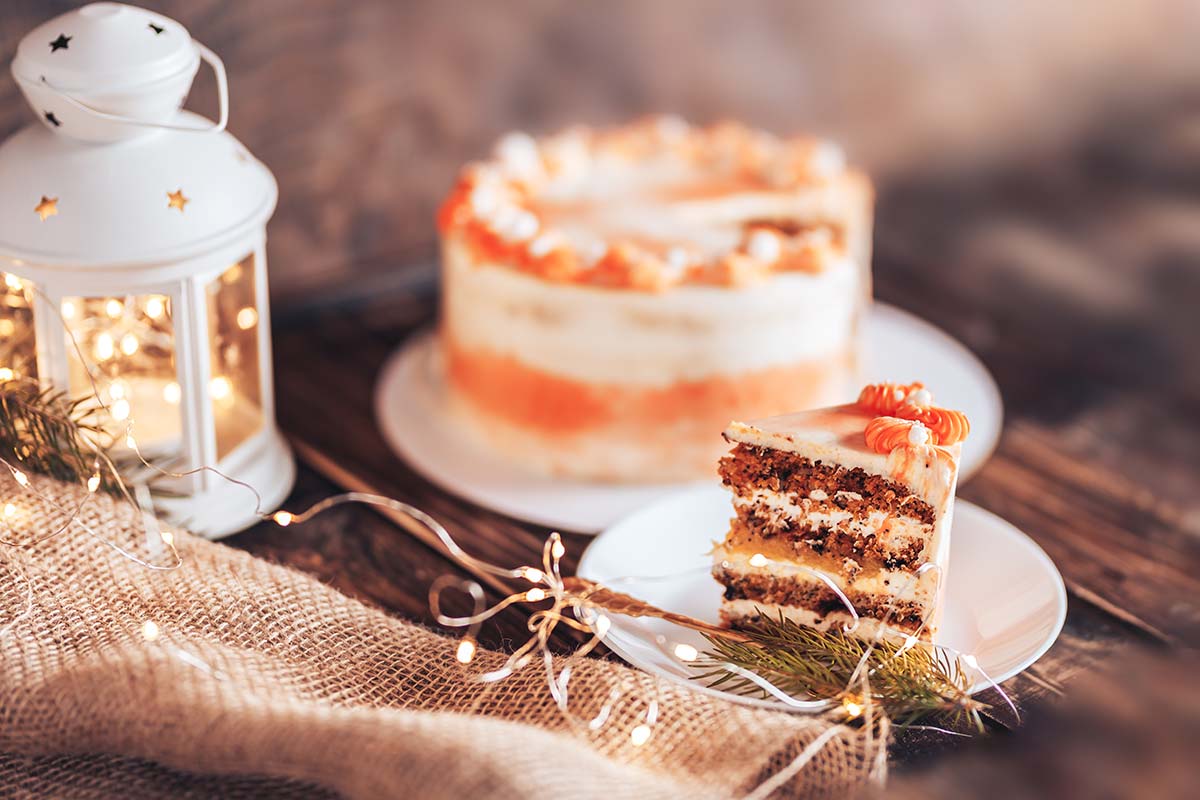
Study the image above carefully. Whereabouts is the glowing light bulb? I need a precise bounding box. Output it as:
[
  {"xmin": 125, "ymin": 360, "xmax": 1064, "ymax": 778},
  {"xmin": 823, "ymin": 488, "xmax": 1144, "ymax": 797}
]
[
  {"xmin": 4, "ymin": 273, "xmax": 22, "ymax": 290},
  {"xmin": 456, "ymin": 639, "xmax": 477, "ymax": 664},
  {"xmin": 144, "ymin": 297, "xmax": 165, "ymax": 319},
  {"xmin": 673, "ymin": 643, "xmax": 699, "ymax": 661},
  {"xmin": 273, "ymin": 510, "xmax": 294, "ymax": 527},
  {"xmin": 209, "ymin": 376, "xmax": 232, "ymax": 400},
  {"xmin": 843, "ymin": 699, "xmax": 864, "ymax": 719},
  {"xmin": 86, "ymin": 473, "xmax": 101, "ymax": 493},
  {"xmin": 748, "ymin": 553, "xmax": 768, "ymax": 568},
  {"xmin": 110, "ymin": 398, "xmax": 130, "ymax": 421},
  {"xmin": 630, "ymin": 725, "xmax": 652, "ymax": 746},
  {"xmin": 962, "ymin": 654, "xmax": 979, "ymax": 670},
  {"xmin": 141, "ymin": 620, "xmax": 160, "ymax": 642},
  {"xmin": 551, "ymin": 540, "xmax": 566, "ymax": 559},
  {"xmin": 525, "ymin": 588, "xmax": 547, "ymax": 602},
  {"xmin": 12, "ymin": 470, "xmax": 28, "ymax": 487},
  {"xmin": 109, "ymin": 381, "xmax": 126, "ymax": 400},
  {"xmin": 593, "ymin": 614, "xmax": 611, "ymax": 638},
  {"xmin": 120, "ymin": 334, "xmax": 139, "ymax": 355},
  {"xmin": 162, "ymin": 381, "xmax": 181, "ymax": 404},
  {"xmin": 521, "ymin": 567, "xmax": 543, "ymax": 582},
  {"xmin": 3, "ymin": 503, "xmax": 15, "ymax": 517},
  {"xmin": 61, "ymin": 299, "xmax": 76, "ymax": 319},
  {"xmin": 94, "ymin": 332, "xmax": 115, "ymax": 361},
  {"xmin": 236, "ymin": 307, "xmax": 258, "ymax": 330},
  {"xmin": 125, "ymin": 432, "xmax": 136, "ymax": 449},
  {"xmin": 0, "ymin": 367, "xmax": 13, "ymax": 381},
  {"xmin": 160, "ymin": 529, "xmax": 175, "ymax": 546},
  {"xmin": 105, "ymin": 299, "xmax": 123, "ymax": 319}
]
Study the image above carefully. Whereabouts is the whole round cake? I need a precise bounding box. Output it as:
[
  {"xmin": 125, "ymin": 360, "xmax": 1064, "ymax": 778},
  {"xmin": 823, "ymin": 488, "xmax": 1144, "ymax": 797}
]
[{"xmin": 437, "ymin": 118, "xmax": 873, "ymax": 482}]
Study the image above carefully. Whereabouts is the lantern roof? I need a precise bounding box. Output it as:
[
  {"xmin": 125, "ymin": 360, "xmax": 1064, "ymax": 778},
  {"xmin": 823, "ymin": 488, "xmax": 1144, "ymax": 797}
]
[
  {"xmin": 12, "ymin": 3, "xmax": 195, "ymax": 94},
  {"xmin": 0, "ymin": 113, "xmax": 277, "ymax": 269}
]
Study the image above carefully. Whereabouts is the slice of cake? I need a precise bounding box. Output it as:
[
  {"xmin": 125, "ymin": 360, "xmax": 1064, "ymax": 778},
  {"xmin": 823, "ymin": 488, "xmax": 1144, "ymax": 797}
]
[{"xmin": 712, "ymin": 382, "xmax": 970, "ymax": 641}]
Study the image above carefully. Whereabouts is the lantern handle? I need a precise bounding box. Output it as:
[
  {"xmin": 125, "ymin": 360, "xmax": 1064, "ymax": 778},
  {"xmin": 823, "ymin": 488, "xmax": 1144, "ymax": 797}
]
[{"xmin": 28, "ymin": 43, "xmax": 228, "ymax": 134}]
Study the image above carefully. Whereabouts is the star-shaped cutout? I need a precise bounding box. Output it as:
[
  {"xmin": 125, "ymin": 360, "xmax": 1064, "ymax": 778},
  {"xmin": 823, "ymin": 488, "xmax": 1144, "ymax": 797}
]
[
  {"xmin": 167, "ymin": 189, "xmax": 189, "ymax": 212},
  {"xmin": 148, "ymin": 22, "xmax": 165, "ymax": 35},
  {"xmin": 35, "ymin": 196, "xmax": 58, "ymax": 221},
  {"xmin": 44, "ymin": 111, "xmax": 60, "ymax": 127},
  {"xmin": 49, "ymin": 34, "xmax": 71, "ymax": 52}
]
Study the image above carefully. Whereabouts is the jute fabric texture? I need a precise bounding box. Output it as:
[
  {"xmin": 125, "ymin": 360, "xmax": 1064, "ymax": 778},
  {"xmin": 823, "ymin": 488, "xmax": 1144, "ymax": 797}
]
[{"xmin": 0, "ymin": 475, "xmax": 883, "ymax": 798}]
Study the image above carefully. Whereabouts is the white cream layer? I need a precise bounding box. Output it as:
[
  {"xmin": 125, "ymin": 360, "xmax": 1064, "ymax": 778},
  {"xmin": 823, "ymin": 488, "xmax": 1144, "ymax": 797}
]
[
  {"xmin": 732, "ymin": 488, "xmax": 931, "ymax": 552},
  {"xmin": 442, "ymin": 238, "xmax": 861, "ymax": 387},
  {"xmin": 720, "ymin": 600, "xmax": 924, "ymax": 642},
  {"xmin": 713, "ymin": 545, "xmax": 940, "ymax": 608}
]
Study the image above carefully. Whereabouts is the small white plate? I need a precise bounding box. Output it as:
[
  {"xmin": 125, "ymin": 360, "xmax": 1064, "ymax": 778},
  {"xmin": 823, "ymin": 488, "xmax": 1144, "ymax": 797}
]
[
  {"xmin": 375, "ymin": 302, "xmax": 1002, "ymax": 533},
  {"xmin": 577, "ymin": 486, "xmax": 1067, "ymax": 704}
]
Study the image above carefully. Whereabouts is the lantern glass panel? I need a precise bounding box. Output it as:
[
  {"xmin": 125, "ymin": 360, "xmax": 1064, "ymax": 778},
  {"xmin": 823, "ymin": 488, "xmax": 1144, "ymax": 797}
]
[
  {"xmin": 63, "ymin": 293, "xmax": 182, "ymax": 459},
  {"xmin": 0, "ymin": 272, "xmax": 36, "ymax": 382},
  {"xmin": 207, "ymin": 255, "xmax": 263, "ymax": 459}
]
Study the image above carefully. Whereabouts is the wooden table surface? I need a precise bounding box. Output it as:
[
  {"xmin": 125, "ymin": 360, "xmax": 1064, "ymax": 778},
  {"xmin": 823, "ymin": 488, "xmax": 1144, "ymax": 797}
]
[{"xmin": 220, "ymin": 100, "xmax": 1199, "ymax": 780}]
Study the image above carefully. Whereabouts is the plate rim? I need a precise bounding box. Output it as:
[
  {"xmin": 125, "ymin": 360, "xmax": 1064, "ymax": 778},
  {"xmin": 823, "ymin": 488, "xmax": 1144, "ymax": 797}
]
[
  {"xmin": 374, "ymin": 301, "xmax": 1004, "ymax": 532},
  {"xmin": 576, "ymin": 488, "xmax": 1067, "ymax": 708}
]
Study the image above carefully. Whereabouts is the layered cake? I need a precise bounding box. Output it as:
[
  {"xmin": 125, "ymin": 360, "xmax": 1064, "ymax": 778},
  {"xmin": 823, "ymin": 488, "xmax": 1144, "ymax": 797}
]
[
  {"xmin": 438, "ymin": 118, "xmax": 873, "ymax": 481},
  {"xmin": 712, "ymin": 382, "xmax": 970, "ymax": 641}
]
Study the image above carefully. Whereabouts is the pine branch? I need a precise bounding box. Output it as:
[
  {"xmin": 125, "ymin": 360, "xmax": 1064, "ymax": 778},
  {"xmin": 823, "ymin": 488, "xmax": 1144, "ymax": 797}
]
[
  {"xmin": 693, "ymin": 610, "xmax": 987, "ymax": 731},
  {"xmin": 0, "ymin": 378, "xmax": 124, "ymax": 493}
]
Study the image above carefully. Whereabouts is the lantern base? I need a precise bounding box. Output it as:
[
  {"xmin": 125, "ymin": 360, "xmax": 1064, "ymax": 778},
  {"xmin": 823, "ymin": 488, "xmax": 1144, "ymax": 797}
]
[{"xmin": 155, "ymin": 427, "xmax": 296, "ymax": 540}]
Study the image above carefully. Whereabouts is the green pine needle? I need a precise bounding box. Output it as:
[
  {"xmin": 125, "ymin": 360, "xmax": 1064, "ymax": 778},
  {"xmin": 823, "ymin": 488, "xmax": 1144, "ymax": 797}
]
[
  {"xmin": 0, "ymin": 378, "xmax": 124, "ymax": 494},
  {"xmin": 693, "ymin": 610, "xmax": 987, "ymax": 731}
]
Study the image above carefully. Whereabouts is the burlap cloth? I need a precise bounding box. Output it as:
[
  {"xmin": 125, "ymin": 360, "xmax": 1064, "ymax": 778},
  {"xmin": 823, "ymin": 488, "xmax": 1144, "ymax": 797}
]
[{"xmin": 0, "ymin": 475, "xmax": 884, "ymax": 798}]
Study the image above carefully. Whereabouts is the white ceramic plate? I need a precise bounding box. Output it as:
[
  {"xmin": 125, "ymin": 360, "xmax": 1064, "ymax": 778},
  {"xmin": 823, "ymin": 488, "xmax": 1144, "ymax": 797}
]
[
  {"xmin": 577, "ymin": 486, "xmax": 1067, "ymax": 704},
  {"xmin": 374, "ymin": 302, "xmax": 1002, "ymax": 533}
]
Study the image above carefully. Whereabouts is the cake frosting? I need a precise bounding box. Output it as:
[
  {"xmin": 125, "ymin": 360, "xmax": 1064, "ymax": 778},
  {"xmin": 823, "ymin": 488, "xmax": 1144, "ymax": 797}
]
[
  {"xmin": 438, "ymin": 118, "xmax": 874, "ymax": 481},
  {"xmin": 713, "ymin": 383, "xmax": 969, "ymax": 640}
]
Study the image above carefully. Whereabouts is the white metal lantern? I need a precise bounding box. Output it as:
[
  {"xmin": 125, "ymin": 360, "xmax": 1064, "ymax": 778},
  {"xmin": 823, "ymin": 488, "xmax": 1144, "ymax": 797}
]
[{"xmin": 0, "ymin": 3, "xmax": 294, "ymax": 538}]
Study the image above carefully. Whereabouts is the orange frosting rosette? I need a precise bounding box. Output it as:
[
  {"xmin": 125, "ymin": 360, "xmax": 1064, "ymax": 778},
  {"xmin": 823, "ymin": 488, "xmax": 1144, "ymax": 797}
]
[
  {"xmin": 856, "ymin": 381, "xmax": 926, "ymax": 416},
  {"xmin": 857, "ymin": 381, "xmax": 970, "ymax": 452}
]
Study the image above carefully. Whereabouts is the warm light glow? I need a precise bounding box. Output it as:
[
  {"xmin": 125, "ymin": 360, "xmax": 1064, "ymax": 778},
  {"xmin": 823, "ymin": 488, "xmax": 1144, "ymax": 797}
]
[
  {"xmin": 843, "ymin": 699, "xmax": 864, "ymax": 719},
  {"xmin": 144, "ymin": 297, "xmax": 165, "ymax": 319},
  {"xmin": 551, "ymin": 540, "xmax": 566, "ymax": 559},
  {"xmin": 456, "ymin": 639, "xmax": 477, "ymax": 664},
  {"xmin": 94, "ymin": 332, "xmax": 115, "ymax": 361},
  {"xmin": 962, "ymin": 654, "xmax": 979, "ymax": 670},
  {"xmin": 222, "ymin": 263, "xmax": 243, "ymax": 284},
  {"xmin": 525, "ymin": 588, "xmax": 547, "ymax": 602},
  {"xmin": 273, "ymin": 510, "xmax": 294, "ymax": 527},
  {"xmin": 630, "ymin": 724, "xmax": 652, "ymax": 746},
  {"xmin": 236, "ymin": 306, "xmax": 258, "ymax": 330},
  {"xmin": 209, "ymin": 376, "xmax": 233, "ymax": 400},
  {"xmin": 86, "ymin": 473, "xmax": 100, "ymax": 493},
  {"xmin": 0, "ymin": 367, "xmax": 13, "ymax": 381},
  {"xmin": 141, "ymin": 620, "xmax": 160, "ymax": 642},
  {"xmin": 61, "ymin": 300, "xmax": 76, "ymax": 319},
  {"xmin": 160, "ymin": 529, "xmax": 174, "ymax": 546},
  {"xmin": 3, "ymin": 273, "xmax": 22, "ymax": 290},
  {"xmin": 162, "ymin": 381, "xmax": 181, "ymax": 404},
  {"xmin": 3, "ymin": 503, "xmax": 15, "ymax": 518},
  {"xmin": 109, "ymin": 381, "xmax": 126, "ymax": 400},
  {"xmin": 673, "ymin": 643, "xmax": 699, "ymax": 662},
  {"xmin": 521, "ymin": 567, "xmax": 543, "ymax": 582},
  {"xmin": 120, "ymin": 334, "xmax": 139, "ymax": 356},
  {"xmin": 593, "ymin": 614, "xmax": 611, "ymax": 638},
  {"xmin": 125, "ymin": 432, "xmax": 136, "ymax": 449},
  {"xmin": 748, "ymin": 553, "xmax": 768, "ymax": 568},
  {"xmin": 12, "ymin": 470, "xmax": 28, "ymax": 487},
  {"xmin": 105, "ymin": 299, "xmax": 123, "ymax": 319},
  {"xmin": 0, "ymin": 320, "xmax": 13, "ymax": 337},
  {"xmin": 110, "ymin": 398, "xmax": 130, "ymax": 422}
]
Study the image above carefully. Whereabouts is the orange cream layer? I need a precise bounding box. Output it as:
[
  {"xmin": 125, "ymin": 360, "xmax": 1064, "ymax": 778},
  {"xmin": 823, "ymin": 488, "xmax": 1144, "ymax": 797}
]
[{"xmin": 444, "ymin": 335, "xmax": 856, "ymax": 439}]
